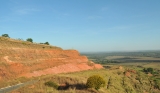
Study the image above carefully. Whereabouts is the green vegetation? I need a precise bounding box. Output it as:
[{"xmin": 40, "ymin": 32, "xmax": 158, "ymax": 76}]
[
  {"xmin": 1, "ymin": 34, "xmax": 52, "ymax": 46},
  {"xmin": 0, "ymin": 36, "xmax": 160, "ymax": 93},
  {"xmin": 40, "ymin": 42, "xmax": 50, "ymax": 45},
  {"xmin": 86, "ymin": 75, "xmax": 105, "ymax": 90},
  {"xmin": 11, "ymin": 63, "xmax": 160, "ymax": 93},
  {"xmin": 44, "ymin": 42, "xmax": 49, "ymax": 45},
  {"xmin": 154, "ymin": 79, "xmax": 160, "ymax": 89},
  {"xmin": 82, "ymin": 51, "xmax": 160, "ymax": 64},
  {"xmin": 44, "ymin": 81, "xmax": 58, "ymax": 89},
  {"xmin": 143, "ymin": 67, "xmax": 154, "ymax": 74},
  {"xmin": 26, "ymin": 38, "xmax": 33, "ymax": 43},
  {"xmin": 0, "ymin": 36, "xmax": 62, "ymax": 52},
  {"xmin": 2, "ymin": 34, "xmax": 9, "ymax": 38}
]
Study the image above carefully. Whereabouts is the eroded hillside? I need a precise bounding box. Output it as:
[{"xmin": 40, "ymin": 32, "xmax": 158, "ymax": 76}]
[{"xmin": 0, "ymin": 37, "xmax": 102, "ymax": 81}]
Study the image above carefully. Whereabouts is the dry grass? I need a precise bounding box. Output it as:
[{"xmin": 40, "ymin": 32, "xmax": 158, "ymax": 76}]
[
  {"xmin": 12, "ymin": 65, "xmax": 160, "ymax": 93},
  {"xmin": 0, "ymin": 36, "xmax": 62, "ymax": 50},
  {"xmin": 142, "ymin": 62, "xmax": 160, "ymax": 70}
]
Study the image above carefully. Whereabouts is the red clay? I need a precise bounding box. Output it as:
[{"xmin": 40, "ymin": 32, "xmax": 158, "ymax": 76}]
[{"xmin": 0, "ymin": 45, "xmax": 103, "ymax": 80}]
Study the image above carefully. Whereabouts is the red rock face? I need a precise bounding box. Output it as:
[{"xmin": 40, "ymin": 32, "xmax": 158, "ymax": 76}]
[{"xmin": 0, "ymin": 42, "xmax": 103, "ymax": 80}]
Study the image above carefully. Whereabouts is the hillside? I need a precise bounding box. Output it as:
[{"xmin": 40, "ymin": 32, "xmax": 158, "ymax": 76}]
[
  {"xmin": 1, "ymin": 37, "xmax": 160, "ymax": 93},
  {"xmin": 11, "ymin": 65, "xmax": 160, "ymax": 93},
  {"xmin": 0, "ymin": 37, "xmax": 103, "ymax": 82}
]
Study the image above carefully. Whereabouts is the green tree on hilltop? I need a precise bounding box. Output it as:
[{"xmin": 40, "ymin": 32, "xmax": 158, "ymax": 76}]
[
  {"xmin": 26, "ymin": 38, "xmax": 33, "ymax": 43},
  {"xmin": 44, "ymin": 42, "xmax": 49, "ymax": 45},
  {"xmin": 2, "ymin": 34, "xmax": 10, "ymax": 38}
]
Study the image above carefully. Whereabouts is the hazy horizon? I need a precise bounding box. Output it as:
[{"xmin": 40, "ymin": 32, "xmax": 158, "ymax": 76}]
[
  {"xmin": 80, "ymin": 49, "xmax": 160, "ymax": 53},
  {"xmin": 1, "ymin": 0, "xmax": 160, "ymax": 52}
]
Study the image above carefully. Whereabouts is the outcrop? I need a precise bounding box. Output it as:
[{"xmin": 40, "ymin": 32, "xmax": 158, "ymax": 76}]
[{"xmin": 0, "ymin": 37, "xmax": 103, "ymax": 80}]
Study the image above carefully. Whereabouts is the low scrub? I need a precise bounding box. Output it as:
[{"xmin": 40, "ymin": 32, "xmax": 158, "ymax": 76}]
[
  {"xmin": 44, "ymin": 81, "xmax": 58, "ymax": 89},
  {"xmin": 86, "ymin": 75, "xmax": 105, "ymax": 90}
]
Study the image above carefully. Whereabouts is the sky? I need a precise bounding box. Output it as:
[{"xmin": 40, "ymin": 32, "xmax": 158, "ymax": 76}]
[{"xmin": 0, "ymin": 0, "xmax": 160, "ymax": 52}]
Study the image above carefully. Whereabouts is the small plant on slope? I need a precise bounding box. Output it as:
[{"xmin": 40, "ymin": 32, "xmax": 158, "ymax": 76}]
[{"xmin": 86, "ymin": 75, "xmax": 105, "ymax": 90}]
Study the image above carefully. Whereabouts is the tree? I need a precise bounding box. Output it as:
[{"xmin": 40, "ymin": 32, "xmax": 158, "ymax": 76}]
[
  {"xmin": 44, "ymin": 42, "xmax": 49, "ymax": 45},
  {"xmin": 86, "ymin": 75, "xmax": 105, "ymax": 90},
  {"xmin": 2, "ymin": 34, "xmax": 10, "ymax": 38},
  {"xmin": 26, "ymin": 38, "xmax": 33, "ymax": 43}
]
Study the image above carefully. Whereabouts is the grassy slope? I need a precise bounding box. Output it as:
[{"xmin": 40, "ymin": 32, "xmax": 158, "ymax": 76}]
[
  {"xmin": 12, "ymin": 65, "xmax": 160, "ymax": 93},
  {"xmin": 1, "ymin": 37, "xmax": 160, "ymax": 93},
  {"xmin": 0, "ymin": 36, "xmax": 62, "ymax": 50}
]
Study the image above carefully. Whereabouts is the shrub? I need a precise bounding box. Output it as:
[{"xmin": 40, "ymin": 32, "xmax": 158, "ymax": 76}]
[
  {"xmin": 86, "ymin": 75, "xmax": 105, "ymax": 90},
  {"xmin": 44, "ymin": 42, "xmax": 49, "ymax": 45},
  {"xmin": 40, "ymin": 42, "xmax": 49, "ymax": 45},
  {"xmin": 44, "ymin": 81, "xmax": 58, "ymax": 89},
  {"xmin": 143, "ymin": 68, "xmax": 154, "ymax": 74},
  {"xmin": 26, "ymin": 38, "xmax": 33, "ymax": 43},
  {"xmin": 2, "ymin": 34, "xmax": 10, "ymax": 38}
]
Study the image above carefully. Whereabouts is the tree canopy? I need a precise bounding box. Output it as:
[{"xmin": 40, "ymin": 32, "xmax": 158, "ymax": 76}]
[
  {"xmin": 2, "ymin": 34, "xmax": 10, "ymax": 38},
  {"xmin": 26, "ymin": 38, "xmax": 33, "ymax": 43},
  {"xmin": 44, "ymin": 42, "xmax": 49, "ymax": 45}
]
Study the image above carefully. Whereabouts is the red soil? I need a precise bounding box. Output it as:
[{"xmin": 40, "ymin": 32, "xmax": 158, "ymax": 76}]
[{"xmin": 0, "ymin": 47, "xmax": 103, "ymax": 80}]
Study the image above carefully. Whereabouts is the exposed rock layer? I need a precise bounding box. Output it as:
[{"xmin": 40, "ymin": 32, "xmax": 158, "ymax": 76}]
[{"xmin": 0, "ymin": 37, "xmax": 103, "ymax": 80}]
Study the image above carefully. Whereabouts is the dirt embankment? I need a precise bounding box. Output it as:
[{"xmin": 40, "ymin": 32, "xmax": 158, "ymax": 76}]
[{"xmin": 0, "ymin": 38, "xmax": 103, "ymax": 80}]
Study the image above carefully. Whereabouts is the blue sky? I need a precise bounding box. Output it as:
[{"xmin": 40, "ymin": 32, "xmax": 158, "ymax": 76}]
[{"xmin": 0, "ymin": 0, "xmax": 160, "ymax": 52}]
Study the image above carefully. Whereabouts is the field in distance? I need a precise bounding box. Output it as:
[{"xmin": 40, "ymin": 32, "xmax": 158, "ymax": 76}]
[{"xmin": 82, "ymin": 51, "xmax": 160, "ymax": 66}]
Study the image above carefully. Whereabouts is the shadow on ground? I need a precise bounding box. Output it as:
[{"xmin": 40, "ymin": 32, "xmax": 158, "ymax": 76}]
[{"xmin": 58, "ymin": 83, "xmax": 87, "ymax": 90}]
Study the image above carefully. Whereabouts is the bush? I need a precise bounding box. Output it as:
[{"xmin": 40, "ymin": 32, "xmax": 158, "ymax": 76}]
[
  {"xmin": 26, "ymin": 38, "xmax": 33, "ymax": 43},
  {"xmin": 86, "ymin": 75, "xmax": 105, "ymax": 90},
  {"xmin": 44, "ymin": 42, "xmax": 49, "ymax": 45},
  {"xmin": 143, "ymin": 67, "xmax": 153, "ymax": 74},
  {"xmin": 2, "ymin": 34, "xmax": 10, "ymax": 38},
  {"xmin": 44, "ymin": 81, "xmax": 58, "ymax": 89}
]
